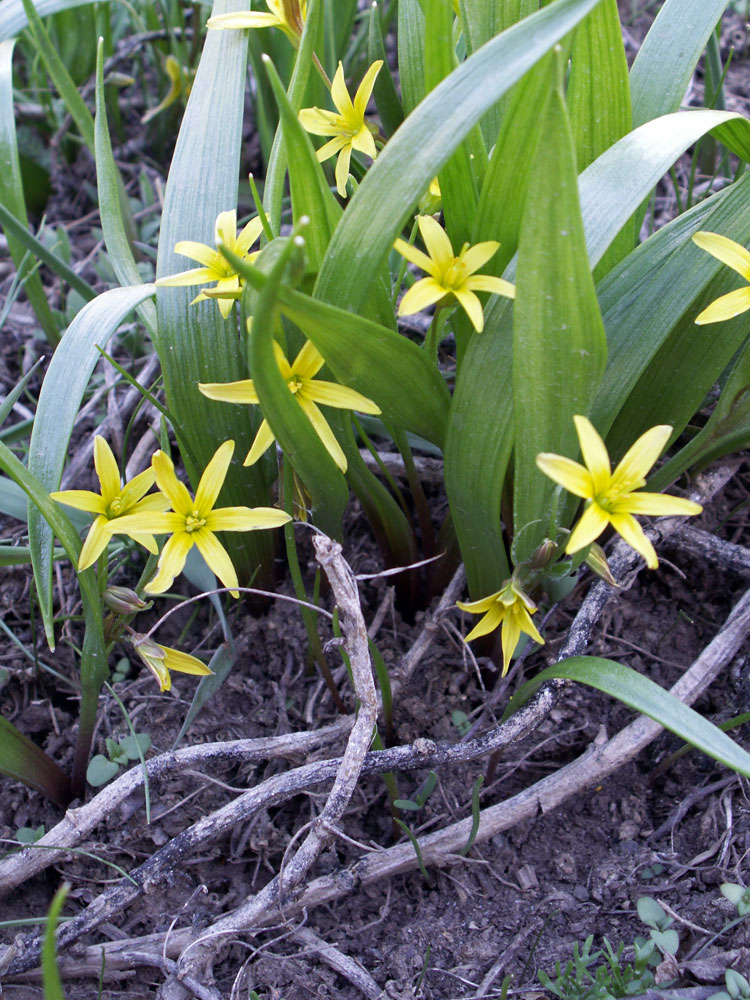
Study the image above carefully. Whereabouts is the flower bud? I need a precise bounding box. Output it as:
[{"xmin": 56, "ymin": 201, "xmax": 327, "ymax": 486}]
[
  {"xmin": 585, "ymin": 544, "xmax": 619, "ymax": 588},
  {"xmin": 103, "ymin": 586, "xmax": 147, "ymax": 615}
]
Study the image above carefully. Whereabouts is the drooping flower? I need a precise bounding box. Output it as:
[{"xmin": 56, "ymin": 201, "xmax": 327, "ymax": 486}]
[
  {"xmin": 299, "ymin": 60, "xmax": 382, "ymax": 198},
  {"xmin": 50, "ymin": 436, "xmax": 168, "ymax": 571},
  {"xmin": 457, "ymin": 579, "xmax": 544, "ymax": 676},
  {"xmin": 132, "ymin": 636, "xmax": 213, "ymax": 692},
  {"xmin": 393, "ymin": 215, "xmax": 515, "ymax": 332},
  {"xmin": 207, "ymin": 0, "xmax": 307, "ymax": 46},
  {"xmin": 155, "ymin": 210, "xmax": 263, "ymax": 319},
  {"xmin": 199, "ymin": 340, "xmax": 381, "ymax": 473},
  {"xmin": 141, "ymin": 55, "xmax": 193, "ymax": 125},
  {"xmin": 692, "ymin": 231, "xmax": 750, "ymax": 324},
  {"xmin": 536, "ymin": 416, "xmax": 702, "ymax": 569},
  {"xmin": 109, "ymin": 440, "xmax": 291, "ymax": 597}
]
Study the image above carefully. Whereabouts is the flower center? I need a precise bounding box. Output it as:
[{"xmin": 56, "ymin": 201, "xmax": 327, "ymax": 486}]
[
  {"xmin": 287, "ymin": 377, "xmax": 303, "ymax": 395},
  {"xmin": 185, "ymin": 510, "xmax": 206, "ymax": 533},
  {"xmin": 108, "ymin": 496, "xmax": 124, "ymax": 517},
  {"xmin": 441, "ymin": 256, "xmax": 468, "ymax": 291}
]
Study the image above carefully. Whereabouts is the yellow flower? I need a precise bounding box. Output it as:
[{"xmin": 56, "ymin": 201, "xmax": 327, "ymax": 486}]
[
  {"xmin": 109, "ymin": 440, "xmax": 291, "ymax": 597},
  {"xmin": 133, "ymin": 636, "xmax": 213, "ymax": 692},
  {"xmin": 207, "ymin": 0, "xmax": 307, "ymax": 46},
  {"xmin": 536, "ymin": 416, "xmax": 702, "ymax": 570},
  {"xmin": 199, "ymin": 340, "xmax": 381, "ymax": 473},
  {"xmin": 50, "ymin": 436, "xmax": 168, "ymax": 571},
  {"xmin": 141, "ymin": 55, "xmax": 193, "ymax": 125},
  {"xmin": 299, "ymin": 60, "xmax": 382, "ymax": 198},
  {"xmin": 692, "ymin": 231, "xmax": 750, "ymax": 324},
  {"xmin": 155, "ymin": 210, "xmax": 263, "ymax": 319},
  {"xmin": 457, "ymin": 579, "xmax": 544, "ymax": 676},
  {"xmin": 393, "ymin": 215, "xmax": 515, "ymax": 332}
]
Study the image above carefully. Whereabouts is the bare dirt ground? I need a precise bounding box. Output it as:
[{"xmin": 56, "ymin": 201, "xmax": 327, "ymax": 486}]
[{"xmin": 2, "ymin": 3, "xmax": 750, "ymax": 998}]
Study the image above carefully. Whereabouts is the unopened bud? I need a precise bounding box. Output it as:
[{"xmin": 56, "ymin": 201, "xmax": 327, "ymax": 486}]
[
  {"xmin": 103, "ymin": 587, "xmax": 147, "ymax": 615},
  {"xmin": 585, "ymin": 544, "xmax": 619, "ymax": 587},
  {"xmin": 529, "ymin": 538, "xmax": 558, "ymax": 570}
]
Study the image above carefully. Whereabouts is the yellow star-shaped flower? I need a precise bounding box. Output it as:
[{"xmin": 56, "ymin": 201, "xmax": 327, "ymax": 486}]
[
  {"xmin": 207, "ymin": 0, "xmax": 306, "ymax": 46},
  {"xmin": 692, "ymin": 231, "xmax": 750, "ymax": 324},
  {"xmin": 299, "ymin": 60, "xmax": 382, "ymax": 198},
  {"xmin": 199, "ymin": 340, "xmax": 381, "ymax": 473},
  {"xmin": 50, "ymin": 436, "xmax": 168, "ymax": 571},
  {"xmin": 536, "ymin": 416, "xmax": 702, "ymax": 569},
  {"xmin": 109, "ymin": 440, "xmax": 291, "ymax": 597},
  {"xmin": 393, "ymin": 215, "xmax": 515, "ymax": 332},
  {"xmin": 132, "ymin": 636, "xmax": 213, "ymax": 692},
  {"xmin": 457, "ymin": 579, "xmax": 544, "ymax": 676},
  {"xmin": 155, "ymin": 210, "xmax": 263, "ymax": 319}
]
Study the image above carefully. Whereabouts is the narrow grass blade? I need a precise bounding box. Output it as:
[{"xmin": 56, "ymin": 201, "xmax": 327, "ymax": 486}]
[
  {"xmin": 507, "ymin": 657, "xmax": 750, "ymax": 778},
  {"xmin": 0, "ymin": 716, "xmax": 70, "ymax": 808},
  {"xmin": 369, "ymin": 3, "xmax": 403, "ymax": 138},
  {"xmin": 94, "ymin": 39, "xmax": 156, "ymax": 336},
  {"xmin": 630, "ymin": 0, "xmax": 729, "ymax": 128},
  {"xmin": 29, "ymin": 283, "xmax": 156, "ymax": 646},
  {"xmin": 316, "ymin": 0, "xmax": 607, "ymax": 313},
  {"xmin": 397, "ymin": 0, "xmax": 425, "ymax": 117},
  {"xmin": 42, "ymin": 881, "xmax": 69, "ymax": 999},
  {"xmin": 512, "ymin": 59, "xmax": 607, "ymax": 560},
  {"xmin": 0, "ymin": 39, "xmax": 59, "ymax": 344}
]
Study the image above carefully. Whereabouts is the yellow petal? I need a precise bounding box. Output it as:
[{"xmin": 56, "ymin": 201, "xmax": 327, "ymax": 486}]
[
  {"xmin": 464, "ymin": 603, "xmax": 504, "ymax": 642},
  {"xmin": 535, "ymin": 453, "xmax": 593, "ymax": 499},
  {"xmin": 160, "ymin": 644, "xmax": 213, "ymax": 677},
  {"xmin": 117, "ymin": 467, "xmax": 158, "ymax": 510},
  {"xmin": 207, "ymin": 505, "xmax": 291, "ymax": 532},
  {"xmin": 461, "ymin": 240, "xmax": 500, "ymax": 275},
  {"xmin": 145, "ymin": 532, "xmax": 194, "ymax": 594},
  {"xmin": 235, "ymin": 216, "xmax": 263, "ymax": 256},
  {"xmin": 694, "ymin": 287, "xmax": 750, "ymax": 325},
  {"xmin": 107, "ymin": 511, "xmax": 182, "ymax": 536},
  {"xmin": 453, "ymin": 288, "xmax": 484, "ymax": 332},
  {"xmin": 351, "ymin": 124, "xmax": 377, "ymax": 161},
  {"xmin": 457, "ymin": 590, "xmax": 502, "ymax": 614},
  {"xmin": 298, "ymin": 398, "xmax": 348, "ymax": 471},
  {"xmin": 613, "ymin": 491, "xmax": 702, "ymax": 517},
  {"xmin": 298, "ymin": 107, "xmax": 343, "ymax": 138},
  {"xmin": 573, "ymin": 415, "xmax": 611, "ymax": 496},
  {"xmin": 207, "ymin": 11, "xmax": 281, "ymax": 29},
  {"xmin": 174, "ymin": 241, "xmax": 223, "ymax": 270},
  {"xmin": 214, "ymin": 210, "xmax": 237, "ymax": 248},
  {"xmin": 330, "ymin": 61, "xmax": 354, "ymax": 117},
  {"xmin": 693, "ymin": 231, "xmax": 750, "ymax": 281},
  {"xmin": 566, "ymin": 503, "xmax": 610, "ymax": 554},
  {"xmin": 393, "ymin": 237, "xmax": 436, "ymax": 276},
  {"xmin": 199, "ymin": 379, "xmax": 259, "ymax": 404},
  {"xmin": 417, "ymin": 215, "xmax": 455, "ymax": 272},
  {"xmin": 302, "ymin": 379, "xmax": 380, "ymax": 414},
  {"xmin": 465, "ymin": 274, "xmax": 516, "ymax": 299},
  {"xmin": 194, "ymin": 440, "xmax": 234, "ymax": 514},
  {"xmin": 155, "ymin": 266, "xmax": 218, "ymax": 288},
  {"xmin": 610, "ymin": 424, "xmax": 671, "ymax": 493},
  {"xmin": 353, "ymin": 60, "xmax": 383, "ymax": 120},
  {"xmin": 78, "ymin": 515, "xmax": 112, "ymax": 570},
  {"xmin": 500, "ymin": 613, "xmax": 521, "ymax": 677},
  {"xmin": 152, "ymin": 451, "xmax": 194, "ymax": 516},
  {"xmin": 193, "ymin": 529, "xmax": 239, "ymax": 597},
  {"xmin": 293, "ymin": 340, "xmax": 325, "ymax": 380},
  {"xmin": 335, "ymin": 143, "xmax": 353, "ymax": 198},
  {"xmin": 93, "ymin": 437, "xmax": 121, "ymax": 503},
  {"xmin": 609, "ymin": 512, "xmax": 659, "ymax": 569},
  {"xmin": 244, "ymin": 419, "xmax": 276, "ymax": 465},
  {"xmin": 49, "ymin": 489, "xmax": 107, "ymax": 515},
  {"xmin": 398, "ymin": 277, "xmax": 448, "ymax": 317}
]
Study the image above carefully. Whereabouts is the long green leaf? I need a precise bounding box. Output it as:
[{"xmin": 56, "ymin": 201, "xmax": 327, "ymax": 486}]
[
  {"xmin": 316, "ymin": 0, "xmax": 606, "ymax": 313},
  {"xmin": 0, "ymin": 39, "xmax": 58, "ymax": 344},
  {"xmin": 94, "ymin": 39, "xmax": 156, "ymax": 336},
  {"xmin": 630, "ymin": 0, "xmax": 728, "ymax": 128},
  {"xmin": 0, "ymin": 715, "xmax": 70, "ymax": 807},
  {"xmin": 0, "ymin": 0, "xmax": 101, "ymax": 41},
  {"xmin": 512, "ymin": 57, "xmax": 607, "ymax": 562},
  {"xmin": 29, "ymin": 283, "xmax": 156, "ymax": 646},
  {"xmin": 42, "ymin": 882, "xmax": 69, "ymax": 999},
  {"xmin": 507, "ymin": 657, "xmax": 750, "ymax": 778},
  {"xmin": 397, "ymin": 0, "xmax": 425, "ymax": 117}
]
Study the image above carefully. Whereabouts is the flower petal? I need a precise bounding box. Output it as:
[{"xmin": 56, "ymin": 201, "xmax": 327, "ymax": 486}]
[
  {"xmin": 535, "ymin": 453, "xmax": 593, "ymax": 499},
  {"xmin": 609, "ymin": 512, "xmax": 659, "ymax": 569},
  {"xmin": 199, "ymin": 379, "xmax": 259, "ymax": 404},
  {"xmin": 335, "ymin": 143, "xmax": 353, "ymax": 198},
  {"xmin": 303, "ymin": 380, "xmax": 380, "ymax": 414},
  {"xmin": 78, "ymin": 515, "xmax": 112, "ymax": 570},
  {"xmin": 155, "ymin": 266, "xmax": 218, "ymax": 288},
  {"xmin": 152, "ymin": 451, "xmax": 194, "ymax": 516},
  {"xmin": 612, "ymin": 491, "xmax": 702, "ymax": 517},
  {"xmin": 693, "ymin": 231, "xmax": 750, "ymax": 281},
  {"xmin": 117, "ymin": 467, "xmax": 158, "ymax": 510},
  {"xmin": 193, "ymin": 529, "xmax": 239, "ymax": 596},
  {"xmin": 93, "ymin": 437, "xmax": 121, "ymax": 503},
  {"xmin": 49, "ymin": 489, "xmax": 107, "ymax": 515},
  {"xmin": 245, "ymin": 419, "xmax": 276, "ymax": 465},
  {"xmin": 574, "ymin": 415, "xmax": 611, "ymax": 496},
  {"xmin": 460, "ymin": 240, "xmax": 500, "ymax": 275},
  {"xmin": 350, "ymin": 123, "xmax": 377, "ymax": 160},
  {"xmin": 694, "ymin": 287, "xmax": 750, "ymax": 325},
  {"xmin": 397, "ymin": 277, "xmax": 448, "ymax": 317},
  {"xmin": 330, "ymin": 61, "xmax": 354, "ymax": 117},
  {"xmin": 214, "ymin": 210, "xmax": 237, "ymax": 248},
  {"xmin": 145, "ymin": 531, "xmax": 194, "ymax": 594},
  {"xmin": 174, "ymin": 241, "xmax": 223, "ymax": 270},
  {"xmin": 160, "ymin": 644, "xmax": 213, "ymax": 677},
  {"xmin": 353, "ymin": 60, "xmax": 382, "ymax": 119},
  {"xmin": 207, "ymin": 11, "xmax": 281, "ymax": 28},
  {"xmin": 464, "ymin": 603, "xmax": 504, "ymax": 642},
  {"xmin": 108, "ymin": 511, "xmax": 183, "ymax": 536},
  {"xmin": 393, "ymin": 238, "xmax": 436, "ymax": 275},
  {"xmin": 465, "ymin": 274, "xmax": 516, "ymax": 299},
  {"xmin": 610, "ymin": 423, "xmax": 671, "ymax": 493},
  {"xmin": 194, "ymin": 440, "xmax": 234, "ymax": 514},
  {"xmin": 417, "ymin": 215, "xmax": 455, "ymax": 272},
  {"xmin": 457, "ymin": 590, "xmax": 502, "ymax": 614},
  {"xmin": 293, "ymin": 340, "xmax": 325, "ymax": 379},
  {"xmin": 453, "ymin": 288, "xmax": 485, "ymax": 332},
  {"xmin": 500, "ymin": 613, "xmax": 521, "ymax": 676},
  {"xmin": 566, "ymin": 502, "xmax": 610, "ymax": 553},
  {"xmin": 235, "ymin": 216, "xmax": 263, "ymax": 256},
  {"xmin": 208, "ymin": 505, "xmax": 291, "ymax": 531},
  {"xmin": 298, "ymin": 398, "xmax": 348, "ymax": 471},
  {"xmin": 298, "ymin": 108, "xmax": 343, "ymax": 138}
]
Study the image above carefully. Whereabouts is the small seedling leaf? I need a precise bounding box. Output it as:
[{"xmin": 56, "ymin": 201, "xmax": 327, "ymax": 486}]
[
  {"xmin": 120, "ymin": 734, "xmax": 151, "ymax": 761},
  {"xmin": 637, "ymin": 896, "xmax": 668, "ymax": 929},
  {"xmin": 86, "ymin": 755, "xmax": 120, "ymax": 787},
  {"xmin": 651, "ymin": 929, "xmax": 679, "ymax": 956}
]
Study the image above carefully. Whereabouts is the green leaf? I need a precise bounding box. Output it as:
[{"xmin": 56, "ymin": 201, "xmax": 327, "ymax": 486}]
[
  {"xmin": 120, "ymin": 733, "xmax": 151, "ymax": 760},
  {"xmin": 369, "ymin": 3, "xmax": 403, "ymax": 138},
  {"xmin": 0, "ymin": 0, "xmax": 101, "ymax": 42},
  {"xmin": 507, "ymin": 656, "xmax": 750, "ymax": 778},
  {"xmin": 29, "ymin": 283, "xmax": 156, "ymax": 646},
  {"xmin": 397, "ymin": 0, "xmax": 425, "ymax": 117},
  {"xmin": 94, "ymin": 39, "xmax": 156, "ymax": 336},
  {"xmin": 0, "ymin": 715, "xmax": 70, "ymax": 807},
  {"xmin": 86, "ymin": 755, "xmax": 120, "ymax": 787},
  {"xmin": 42, "ymin": 881, "xmax": 69, "ymax": 1000},
  {"xmin": 0, "ymin": 39, "xmax": 59, "ymax": 344},
  {"xmin": 630, "ymin": 0, "xmax": 728, "ymax": 128},
  {"xmin": 316, "ymin": 0, "xmax": 608, "ymax": 313},
  {"xmin": 513, "ymin": 57, "xmax": 607, "ymax": 560}
]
